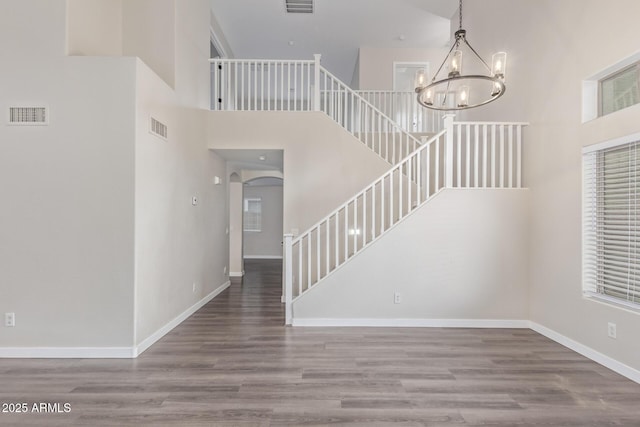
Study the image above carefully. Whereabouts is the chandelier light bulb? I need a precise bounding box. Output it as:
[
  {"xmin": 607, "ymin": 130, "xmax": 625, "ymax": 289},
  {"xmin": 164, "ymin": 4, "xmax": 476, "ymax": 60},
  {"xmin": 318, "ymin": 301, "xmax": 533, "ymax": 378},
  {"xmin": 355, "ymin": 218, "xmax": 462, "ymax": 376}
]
[
  {"xmin": 492, "ymin": 52, "xmax": 507, "ymax": 80},
  {"xmin": 422, "ymin": 88, "xmax": 434, "ymax": 106},
  {"xmin": 414, "ymin": 69, "xmax": 427, "ymax": 91},
  {"xmin": 458, "ymin": 86, "xmax": 469, "ymax": 107},
  {"xmin": 449, "ymin": 50, "xmax": 462, "ymax": 77}
]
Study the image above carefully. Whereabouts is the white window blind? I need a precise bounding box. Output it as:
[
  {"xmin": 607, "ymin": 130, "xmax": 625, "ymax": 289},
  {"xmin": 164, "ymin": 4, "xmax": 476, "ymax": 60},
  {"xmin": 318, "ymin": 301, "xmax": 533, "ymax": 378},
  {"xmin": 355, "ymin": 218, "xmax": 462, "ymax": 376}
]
[
  {"xmin": 243, "ymin": 198, "xmax": 262, "ymax": 232},
  {"xmin": 583, "ymin": 138, "xmax": 640, "ymax": 309}
]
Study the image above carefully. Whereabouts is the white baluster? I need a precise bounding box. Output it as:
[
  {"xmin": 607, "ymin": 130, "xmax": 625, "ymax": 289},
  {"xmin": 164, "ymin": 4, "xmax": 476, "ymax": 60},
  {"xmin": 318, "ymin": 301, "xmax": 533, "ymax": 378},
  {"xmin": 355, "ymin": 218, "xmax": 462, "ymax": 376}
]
[{"xmin": 284, "ymin": 234, "xmax": 293, "ymax": 326}]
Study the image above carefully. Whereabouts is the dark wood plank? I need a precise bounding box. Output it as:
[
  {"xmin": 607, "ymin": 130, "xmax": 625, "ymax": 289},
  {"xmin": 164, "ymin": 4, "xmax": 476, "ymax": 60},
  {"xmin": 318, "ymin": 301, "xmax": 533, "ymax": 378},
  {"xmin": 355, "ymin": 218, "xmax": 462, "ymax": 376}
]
[{"xmin": 1, "ymin": 259, "xmax": 639, "ymax": 426}]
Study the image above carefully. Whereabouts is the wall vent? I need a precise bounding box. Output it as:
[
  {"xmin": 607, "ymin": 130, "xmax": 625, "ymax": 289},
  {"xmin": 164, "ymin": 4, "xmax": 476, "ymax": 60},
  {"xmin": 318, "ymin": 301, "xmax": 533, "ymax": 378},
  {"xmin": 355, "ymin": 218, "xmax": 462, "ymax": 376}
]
[
  {"xmin": 285, "ymin": 0, "xmax": 313, "ymax": 14},
  {"xmin": 8, "ymin": 107, "xmax": 48, "ymax": 125},
  {"xmin": 150, "ymin": 117, "xmax": 168, "ymax": 140}
]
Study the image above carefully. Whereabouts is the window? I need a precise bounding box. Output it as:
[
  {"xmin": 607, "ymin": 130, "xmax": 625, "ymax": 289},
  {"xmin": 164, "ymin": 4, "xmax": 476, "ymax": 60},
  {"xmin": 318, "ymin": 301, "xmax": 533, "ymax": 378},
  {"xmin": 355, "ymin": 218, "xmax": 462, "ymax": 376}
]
[
  {"xmin": 243, "ymin": 198, "xmax": 262, "ymax": 232},
  {"xmin": 600, "ymin": 63, "xmax": 640, "ymax": 116},
  {"xmin": 583, "ymin": 134, "xmax": 640, "ymax": 309},
  {"xmin": 582, "ymin": 52, "xmax": 640, "ymax": 122}
]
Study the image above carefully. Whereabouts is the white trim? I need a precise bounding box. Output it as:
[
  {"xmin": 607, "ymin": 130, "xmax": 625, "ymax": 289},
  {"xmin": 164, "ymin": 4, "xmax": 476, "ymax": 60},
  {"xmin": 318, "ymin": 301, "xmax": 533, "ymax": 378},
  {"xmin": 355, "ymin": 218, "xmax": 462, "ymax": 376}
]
[
  {"xmin": 292, "ymin": 318, "xmax": 529, "ymax": 328},
  {"xmin": 134, "ymin": 281, "xmax": 231, "ymax": 356},
  {"xmin": 582, "ymin": 131, "xmax": 640, "ymax": 154},
  {"xmin": 582, "ymin": 50, "xmax": 640, "ymax": 122},
  {"xmin": 0, "ymin": 347, "xmax": 135, "ymax": 359},
  {"xmin": 209, "ymin": 28, "xmax": 228, "ymax": 59},
  {"xmin": 530, "ymin": 321, "xmax": 640, "ymax": 385},
  {"xmin": 229, "ymin": 271, "xmax": 244, "ymax": 277},
  {"xmin": 0, "ymin": 281, "xmax": 231, "ymax": 359},
  {"xmin": 243, "ymin": 255, "xmax": 283, "ymax": 260}
]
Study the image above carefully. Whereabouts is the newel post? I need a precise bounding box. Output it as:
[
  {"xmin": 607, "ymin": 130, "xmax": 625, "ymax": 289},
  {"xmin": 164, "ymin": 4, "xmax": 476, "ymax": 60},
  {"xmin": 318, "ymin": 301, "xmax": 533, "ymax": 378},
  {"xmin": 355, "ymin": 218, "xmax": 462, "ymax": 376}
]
[
  {"xmin": 444, "ymin": 114, "xmax": 455, "ymax": 188},
  {"xmin": 283, "ymin": 234, "xmax": 294, "ymax": 326},
  {"xmin": 313, "ymin": 54, "xmax": 322, "ymax": 111}
]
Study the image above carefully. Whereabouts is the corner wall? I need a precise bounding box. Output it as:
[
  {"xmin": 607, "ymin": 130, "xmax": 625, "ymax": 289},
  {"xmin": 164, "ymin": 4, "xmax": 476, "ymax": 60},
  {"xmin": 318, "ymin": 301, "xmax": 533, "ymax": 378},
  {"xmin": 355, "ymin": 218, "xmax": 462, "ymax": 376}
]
[
  {"xmin": 461, "ymin": 0, "xmax": 640, "ymax": 372},
  {"xmin": 207, "ymin": 112, "xmax": 391, "ymax": 235},
  {"xmin": 0, "ymin": 0, "xmax": 136, "ymax": 350}
]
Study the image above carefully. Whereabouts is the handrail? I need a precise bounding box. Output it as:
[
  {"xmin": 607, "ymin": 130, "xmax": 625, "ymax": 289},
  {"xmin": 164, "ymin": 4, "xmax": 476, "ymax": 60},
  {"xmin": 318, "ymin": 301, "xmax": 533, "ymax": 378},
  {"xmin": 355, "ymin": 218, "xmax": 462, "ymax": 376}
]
[
  {"xmin": 283, "ymin": 118, "xmax": 529, "ymax": 313},
  {"xmin": 292, "ymin": 129, "xmax": 446, "ymax": 246},
  {"xmin": 356, "ymin": 90, "xmax": 446, "ymax": 134},
  {"xmin": 286, "ymin": 130, "xmax": 448, "ymax": 303},
  {"xmin": 318, "ymin": 66, "xmax": 423, "ymax": 163},
  {"xmin": 210, "ymin": 55, "xmax": 430, "ymax": 165}
]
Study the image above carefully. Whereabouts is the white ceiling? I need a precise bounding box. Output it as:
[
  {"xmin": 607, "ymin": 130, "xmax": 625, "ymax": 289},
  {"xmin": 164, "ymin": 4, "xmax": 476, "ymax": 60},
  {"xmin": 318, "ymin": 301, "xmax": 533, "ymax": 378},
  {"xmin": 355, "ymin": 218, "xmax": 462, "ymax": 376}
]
[{"xmin": 210, "ymin": 0, "xmax": 457, "ymax": 83}]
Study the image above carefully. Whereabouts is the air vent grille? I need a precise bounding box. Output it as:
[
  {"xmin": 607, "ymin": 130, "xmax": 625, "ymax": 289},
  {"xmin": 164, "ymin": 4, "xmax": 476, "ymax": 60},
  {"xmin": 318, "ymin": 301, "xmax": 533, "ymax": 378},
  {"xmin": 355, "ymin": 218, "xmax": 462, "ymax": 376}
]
[
  {"xmin": 9, "ymin": 107, "xmax": 48, "ymax": 125},
  {"xmin": 285, "ymin": 0, "xmax": 313, "ymax": 14},
  {"xmin": 150, "ymin": 117, "xmax": 168, "ymax": 140}
]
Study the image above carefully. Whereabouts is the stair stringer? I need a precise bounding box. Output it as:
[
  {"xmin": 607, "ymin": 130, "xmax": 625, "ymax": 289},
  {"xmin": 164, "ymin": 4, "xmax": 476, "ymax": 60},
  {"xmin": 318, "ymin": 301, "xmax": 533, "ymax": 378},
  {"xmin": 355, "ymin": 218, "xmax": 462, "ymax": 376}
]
[{"xmin": 291, "ymin": 188, "xmax": 530, "ymax": 324}]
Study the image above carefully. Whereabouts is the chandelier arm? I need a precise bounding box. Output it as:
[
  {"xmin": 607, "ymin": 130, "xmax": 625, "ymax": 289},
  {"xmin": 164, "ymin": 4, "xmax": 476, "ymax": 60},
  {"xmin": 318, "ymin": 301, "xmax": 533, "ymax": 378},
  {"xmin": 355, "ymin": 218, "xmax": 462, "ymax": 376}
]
[
  {"xmin": 462, "ymin": 38, "xmax": 492, "ymax": 73},
  {"xmin": 431, "ymin": 40, "xmax": 460, "ymax": 83},
  {"xmin": 442, "ymin": 79, "xmax": 452, "ymax": 107}
]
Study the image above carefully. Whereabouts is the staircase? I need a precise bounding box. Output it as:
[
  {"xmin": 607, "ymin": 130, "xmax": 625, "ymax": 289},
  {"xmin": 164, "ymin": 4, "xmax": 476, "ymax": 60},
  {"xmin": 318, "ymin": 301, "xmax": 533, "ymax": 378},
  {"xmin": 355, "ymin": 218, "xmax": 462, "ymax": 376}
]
[
  {"xmin": 210, "ymin": 55, "xmax": 528, "ymax": 325},
  {"xmin": 211, "ymin": 55, "xmax": 422, "ymax": 165}
]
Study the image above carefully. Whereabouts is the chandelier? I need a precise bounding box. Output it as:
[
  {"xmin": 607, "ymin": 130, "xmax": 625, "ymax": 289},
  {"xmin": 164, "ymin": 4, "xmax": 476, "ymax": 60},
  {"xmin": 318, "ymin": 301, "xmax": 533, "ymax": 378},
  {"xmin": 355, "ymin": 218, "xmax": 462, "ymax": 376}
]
[{"xmin": 414, "ymin": 0, "xmax": 507, "ymax": 110}]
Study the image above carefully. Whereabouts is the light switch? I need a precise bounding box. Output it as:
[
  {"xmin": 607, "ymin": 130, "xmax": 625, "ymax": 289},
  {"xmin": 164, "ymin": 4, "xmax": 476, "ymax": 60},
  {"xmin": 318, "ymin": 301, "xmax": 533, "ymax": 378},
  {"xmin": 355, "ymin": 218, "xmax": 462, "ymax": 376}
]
[{"xmin": 192, "ymin": 196, "xmax": 198, "ymax": 206}]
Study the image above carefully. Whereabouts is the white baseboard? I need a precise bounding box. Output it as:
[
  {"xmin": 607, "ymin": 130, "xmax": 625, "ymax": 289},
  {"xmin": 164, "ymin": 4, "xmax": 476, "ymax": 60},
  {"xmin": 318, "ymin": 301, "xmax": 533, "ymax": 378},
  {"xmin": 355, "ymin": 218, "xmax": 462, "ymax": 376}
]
[
  {"xmin": 134, "ymin": 281, "xmax": 231, "ymax": 356},
  {"xmin": 530, "ymin": 321, "xmax": 640, "ymax": 385},
  {"xmin": 0, "ymin": 281, "xmax": 231, "ymax": 359},
  {"xmin": 229, "ymin": 271, "xmax": 244, "ymax": 277},
  {"xmin": 0, "ymin": 347, "xmax": 135, "ymax": 359},
  {"xmin": 243, "ymin": 255, "xmax": 283, "ymax": 260},
  {"xmin": 292, "ymin": 318, "xmax": 529, "ymax": 328}
]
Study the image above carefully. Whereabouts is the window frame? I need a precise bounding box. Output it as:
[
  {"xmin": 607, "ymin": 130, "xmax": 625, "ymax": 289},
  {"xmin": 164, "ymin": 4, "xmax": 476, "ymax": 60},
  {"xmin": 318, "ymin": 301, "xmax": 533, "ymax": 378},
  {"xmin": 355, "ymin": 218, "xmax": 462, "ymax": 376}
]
[
  {"xmin": 598, "ymin": 62, "xmax": 640, "ymax": 117},
  {"xmin": 582, "ymin": 132, "xmax": 640, "ymax": 312},
  {"xmin": 243, "ymin": 197, "xmax": 262, "ymax": 232},
  {"xmin": 581, "ymin": 50, "xmax": 640, "ymax": 123}
]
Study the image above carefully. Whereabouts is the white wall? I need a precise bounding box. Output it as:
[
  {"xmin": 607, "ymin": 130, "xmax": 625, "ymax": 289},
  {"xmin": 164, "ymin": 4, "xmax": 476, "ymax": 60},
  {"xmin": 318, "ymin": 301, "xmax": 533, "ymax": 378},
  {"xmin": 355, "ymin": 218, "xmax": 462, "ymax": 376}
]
[
  {"xmin": 461, "ymin": 0, "xmax": 640, "ymax": 371},
  {"xmin": 207, "ymin": 112, "xmax": 391, "ymax": 235},
  {"xmin": 122, "ymin": 0, "xmax": 176, "ymax": 88},
  {"xmin": 67, "ymin": 0, "xmax": 123, "ymax": 56},
  {"xmin": 358, "ymin": 46, "xmax": 449, "ymax": 90},
  {"xmin": 294, "ymin": 190, "xmax": 529, "ymax": 321},
  {"xmin": 0, "ymin": 0, "xmax": 136, "ymax": 348},
  {"xmin": 243, "ymin": 185, "xmax": 283, "ymax": 258},
  {"xmin": 133, "ymin": 0, "xmax": 228, "ymax": 347},
  {"xmin": 228, "ymin": 178, "xmax": 244, "ymax": 275},
  {"xmin": 0, "ymin": 0, "xmax": 227, "ymax": 354}
]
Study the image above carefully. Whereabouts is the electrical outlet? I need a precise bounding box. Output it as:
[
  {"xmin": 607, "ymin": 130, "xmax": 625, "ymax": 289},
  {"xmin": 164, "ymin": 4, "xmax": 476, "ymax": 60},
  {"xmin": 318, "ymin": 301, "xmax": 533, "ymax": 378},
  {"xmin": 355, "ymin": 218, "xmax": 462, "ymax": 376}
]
[
  {"xmin": 608, "ymin": 322, "xmax": 617, "ymax": 339},
  {"xmin": 223, "ymin": 266, "xmax": 227, "ymax": 275},
  {"xmin": 192, "ymin": 282, "xmax": 196, "ymax": 293},
  {"xmin": 394, "ymin": 292, "xmax": 401, "ymax": 304},
  {"xmin": 5, "ymin": 312, "xmax": 15, "ymax": 327}
]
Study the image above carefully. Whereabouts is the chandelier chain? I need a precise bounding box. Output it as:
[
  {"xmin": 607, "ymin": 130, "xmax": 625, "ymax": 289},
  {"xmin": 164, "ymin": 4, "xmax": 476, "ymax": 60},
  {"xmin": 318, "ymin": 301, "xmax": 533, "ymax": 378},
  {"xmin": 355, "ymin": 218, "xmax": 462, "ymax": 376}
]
[{"xmin": 459, "ymin": 0, "xmax": 463, "ymax": 31}]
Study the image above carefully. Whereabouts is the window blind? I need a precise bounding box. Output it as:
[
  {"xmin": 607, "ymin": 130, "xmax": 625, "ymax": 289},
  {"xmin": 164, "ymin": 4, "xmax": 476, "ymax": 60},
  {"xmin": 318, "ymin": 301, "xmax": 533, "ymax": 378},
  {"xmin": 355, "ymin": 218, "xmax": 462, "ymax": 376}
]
[
  {"xmin": 583, "ymin": 139, "xmax": 640, "ymax": 308},
  {"xmin": 600, "ymin": 63, "xmax": 640, "ymax": 116}
]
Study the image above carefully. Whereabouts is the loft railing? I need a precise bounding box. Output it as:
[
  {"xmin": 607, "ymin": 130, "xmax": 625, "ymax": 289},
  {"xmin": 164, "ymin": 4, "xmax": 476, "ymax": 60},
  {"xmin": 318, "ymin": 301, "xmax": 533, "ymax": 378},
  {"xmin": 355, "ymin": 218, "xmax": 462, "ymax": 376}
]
[
  {"xmin": 210, "ymin": 55, "xmax": 423, "ymax": 164},
  {"xmin": 356, "ymin": 90, "xmax": 446, "ymax": 134},
  {"xmin": 283, "ymin": 116, "xmax": 528, "ymax": 324}
]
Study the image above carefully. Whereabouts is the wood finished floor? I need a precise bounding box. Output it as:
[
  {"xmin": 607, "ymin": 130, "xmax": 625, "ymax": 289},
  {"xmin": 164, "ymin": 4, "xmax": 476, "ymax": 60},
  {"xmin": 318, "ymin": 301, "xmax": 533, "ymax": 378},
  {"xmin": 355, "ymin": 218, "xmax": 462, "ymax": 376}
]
[{"xmin": 2, "ymin": 259, "xmax": 640, "ymax": 426}]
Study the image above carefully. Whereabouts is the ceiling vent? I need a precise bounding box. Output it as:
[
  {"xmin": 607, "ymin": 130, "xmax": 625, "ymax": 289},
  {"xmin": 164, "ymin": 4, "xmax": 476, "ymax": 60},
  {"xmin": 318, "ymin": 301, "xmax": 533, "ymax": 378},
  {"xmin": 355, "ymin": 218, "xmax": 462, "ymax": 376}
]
[
  {"xmin": 285, "ymin": 0, "xmax": 313, "ymax": 14},
  {"xmin": 150, "ymin": 117, "xmax": 168, "ymax": 140},
  {"xmin": 8, "ymin": 107, "xmax": 48, "ymax": 125}
]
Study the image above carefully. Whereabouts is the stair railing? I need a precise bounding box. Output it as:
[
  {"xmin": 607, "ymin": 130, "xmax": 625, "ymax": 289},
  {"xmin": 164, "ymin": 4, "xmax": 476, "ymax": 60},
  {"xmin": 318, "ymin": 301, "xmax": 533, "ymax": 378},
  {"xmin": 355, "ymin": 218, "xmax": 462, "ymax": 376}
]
[
  {"xmin": 284, "ymin": 129, "xmax": 448, "ymax": 324},
  {"xmin": 356, "ymin": 90, "xmax": 446, "ymax": 134},
  {"xmin": 211, "ymin": 55, "xmax": 425, "ymax": 165},
  {"xmin": 283, "ymin": 116, "xmax": 528, "ymax": 324}
]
